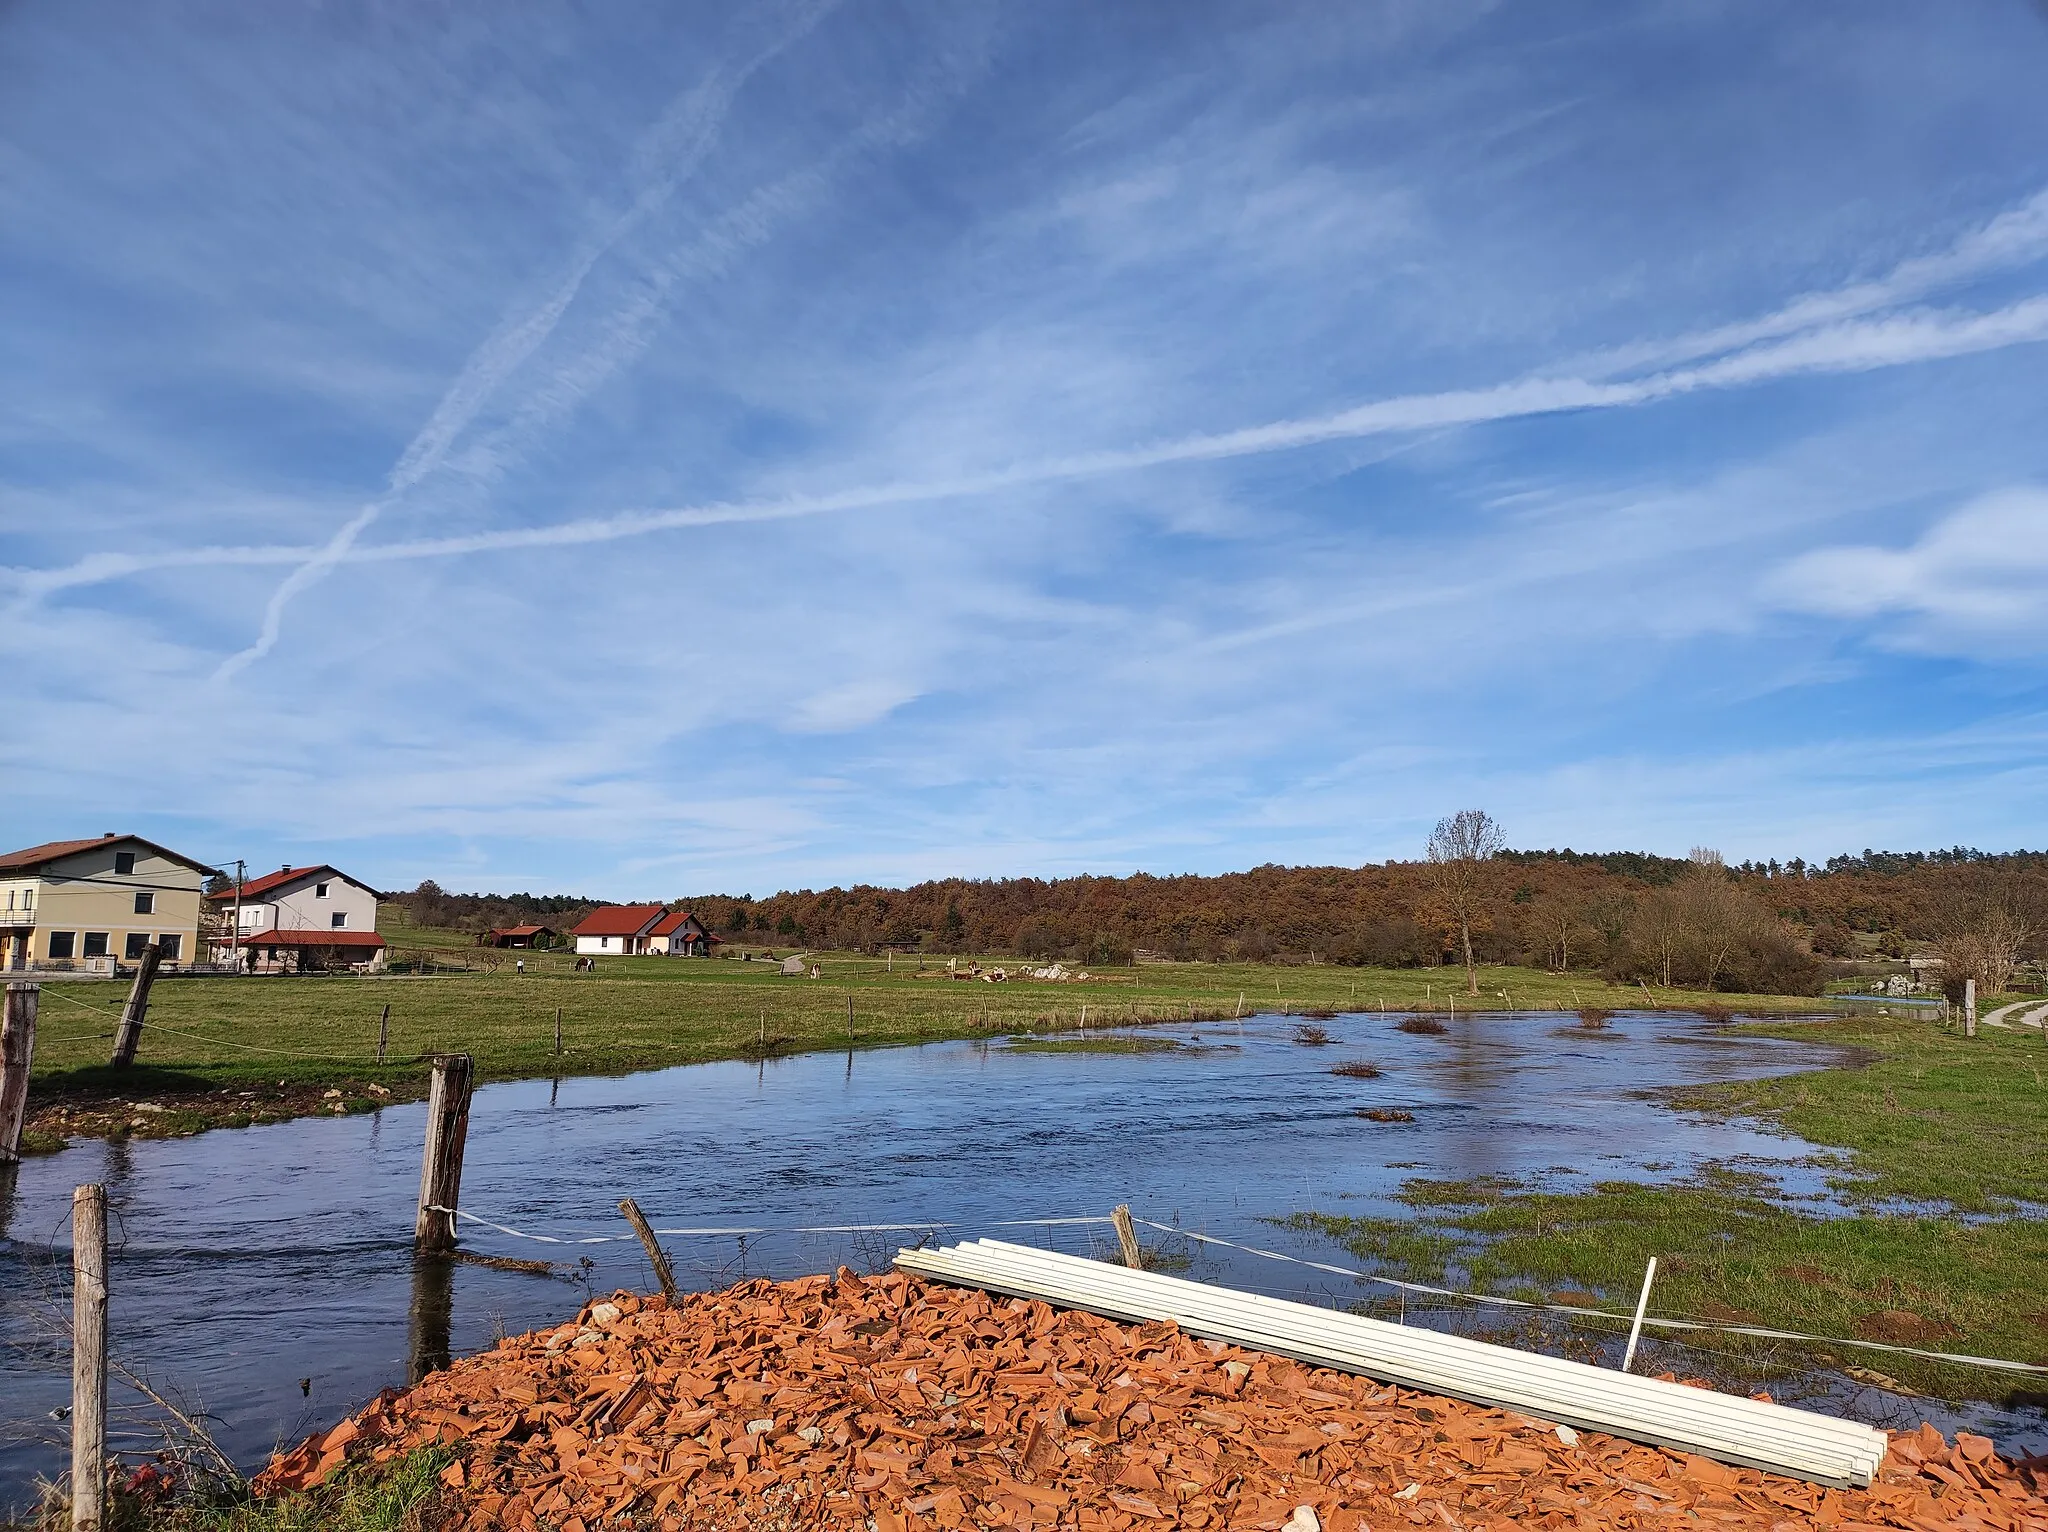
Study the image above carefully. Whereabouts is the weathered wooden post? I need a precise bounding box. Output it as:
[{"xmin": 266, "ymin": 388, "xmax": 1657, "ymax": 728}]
[
  {"xmin": 1111, "ymin": 1204, "xmax": 1143, "ymax": 1270},
  {"xmin": 108, "ymin": 943, "xmax": 161, "ymax": 1068},
  {"xmin": 2, "ymin": 982, "xmax": 37, "ymax": 1162},
  {"xmin": 377, "ymin": 1003, "xmax": 391, "ymax": 1065},
  {"xmin": 618, "ymin": 1197, "xmax": 677, "ymax": 1300},
  {"xmin": 72, "ymin": 1184, "xmax": 108, "ymax": 1532},
  {"xmin": 1964, "ymin": 978, "xmax": 1978, "ymax": 1039},
  {"xmin": 414, "ymin": 1054, "xmax": 474, "ymax": 1253},
  {"xmin": 553, "ymin": 1005, "xmax": 562, "ymax": 1056}
]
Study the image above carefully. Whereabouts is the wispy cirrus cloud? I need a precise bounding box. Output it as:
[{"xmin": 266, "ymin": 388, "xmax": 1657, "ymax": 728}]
[{"xmin": 11, "ymin": 274, "xmax": 2048, "ymax": 608}]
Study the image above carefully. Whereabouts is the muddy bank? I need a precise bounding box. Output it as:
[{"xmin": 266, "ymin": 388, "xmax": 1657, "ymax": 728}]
[
  {"xmin": 255, "ymin": 1272, "xmax": 2045, "ymax": 1531},
  {"xmin": 19, "ymin": 1076, "xmax": 423, "ymax": 1153}
]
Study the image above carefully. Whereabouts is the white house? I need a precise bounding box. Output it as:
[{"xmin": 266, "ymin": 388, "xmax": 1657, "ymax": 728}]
[
  {"xmin": 209, "ymin": 863, "xmax": 385, "ymax": 972},
  {"xmin": 572, "ymin": 904, "xmax": 721, "ymax": 956}
]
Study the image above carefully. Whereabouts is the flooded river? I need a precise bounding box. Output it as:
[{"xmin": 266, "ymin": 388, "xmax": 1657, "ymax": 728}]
[{"xmin": 1, "ymin": 1009, "xmax": 2038, "ymax": 1503}]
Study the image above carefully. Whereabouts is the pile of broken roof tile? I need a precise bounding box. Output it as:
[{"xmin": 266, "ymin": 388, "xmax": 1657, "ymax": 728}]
[{"xmin": 254, "ymin": 1269, "xmax": 2046, "ymax": 1531}]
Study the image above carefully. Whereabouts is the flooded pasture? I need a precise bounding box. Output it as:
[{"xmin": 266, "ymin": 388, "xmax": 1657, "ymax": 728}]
[{"xmin": 1, "ymin": 1009, "xmax": 2038, "ymax": 1503}]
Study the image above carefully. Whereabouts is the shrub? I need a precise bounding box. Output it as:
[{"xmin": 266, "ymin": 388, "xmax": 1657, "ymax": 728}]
[{"xmin": 1396, "ymin": 1016, "xmax": 1447, "ymax": 1035}]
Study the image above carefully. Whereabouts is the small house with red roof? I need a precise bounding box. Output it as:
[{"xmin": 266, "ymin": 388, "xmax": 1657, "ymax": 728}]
[
  {"xmin": 571, "ymin": 905, "xmax": 720, "ymax": 957},
  {"xmin": 208, "ymin": 863, "xmax": 384, "ymax": 972},
  {"xmin": 483, "ymin": 923, "xmax": 560, "ymax": 949}
]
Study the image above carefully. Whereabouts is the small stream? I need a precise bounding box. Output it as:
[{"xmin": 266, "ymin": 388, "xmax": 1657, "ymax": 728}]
[{"xmin": 1, "ymin": 1009, "xmax": 2039, "ymax": 1504}]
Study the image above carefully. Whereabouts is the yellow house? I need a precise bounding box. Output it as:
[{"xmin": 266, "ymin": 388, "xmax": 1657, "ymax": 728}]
[{"xmin": 0, "ymin": 833, "xmax": 218, "ymax": 972}]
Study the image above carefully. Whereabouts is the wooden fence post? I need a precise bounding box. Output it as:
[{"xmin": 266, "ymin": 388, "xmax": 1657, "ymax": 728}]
[
  {"xmin": 108, "ymin": 943, "xmax": 161, "ymax": 1068},
  {"xmin": 554, "ymin": 1005, "xmax": 562, "ymax": 1056},
  {"xmin": 1964, "ymin": 978, "xmax": 1978, "ymax": 1039},
  {"xmin": 1111, "ymin": 1204, "xmax": 1143, "ymax": 1269},
  {"xmin": 414, "ymin": 1055, "xmax": 474, "ymax": 1253},
  {"xmin": 618, "ymin": 1198, "xmax": 677, "ymax": 1300},
  {"xmin": 2, "ymin": 982, "xmax": 37, "ymax": 1162},
  {"xmin": 71, "ymin": 1184, "xmax": 108, "ymax": 1532},
  {"xmin": 377, "ymin": 1003, "xmax": 391, "ymax": 1065}
]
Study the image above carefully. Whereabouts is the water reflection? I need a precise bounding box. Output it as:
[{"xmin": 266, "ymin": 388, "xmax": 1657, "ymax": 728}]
[{"xmin": 406, "ymin": 1257, "xmax": 453, "ymax": 1386}]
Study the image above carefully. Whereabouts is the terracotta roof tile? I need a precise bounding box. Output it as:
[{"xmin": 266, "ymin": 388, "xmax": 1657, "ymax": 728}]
[{"xmin": 251, "ymin": 1272, "xmax": 2048, "ymax": 1531}]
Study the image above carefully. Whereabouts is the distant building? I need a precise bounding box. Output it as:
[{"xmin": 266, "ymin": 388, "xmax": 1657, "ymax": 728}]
[
  {"xmin": 483, "ymin": 923, "xmax": 559, "ymax": 949},
  {"xmin": 209, "ymin": 864, "xmax": 386, "ymax": 973},
  {"xmin": 572, "ymin": 904, "xmax": 721, "ymax": 956},
  {"xmin": 0, "ymin": 833, "xmax": 217, "ymax": 972}
]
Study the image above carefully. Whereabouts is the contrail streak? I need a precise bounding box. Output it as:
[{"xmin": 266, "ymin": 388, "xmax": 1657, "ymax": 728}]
[
  {"xmin": 8, "ymin": 269, "xmax": 2048, "ymax": 608},
  {"xmin": 261, "ymin": 292, "xmax": 2048, "ymax": 569},
  {"xmin": 211, "ymin": 0, "xmax": 840, "ymax": 680}
]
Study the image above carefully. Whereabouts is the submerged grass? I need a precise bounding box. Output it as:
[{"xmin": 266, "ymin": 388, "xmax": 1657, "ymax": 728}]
[{"xmin": 1293, "ymin": 1018, "xmax": 2048, "ymax": 1401}]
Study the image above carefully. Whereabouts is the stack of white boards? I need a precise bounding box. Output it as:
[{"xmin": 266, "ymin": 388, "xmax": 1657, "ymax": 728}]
[{"xmin": 895, "ymin": 1238, "xmax": 1888, "ymax": 1489}]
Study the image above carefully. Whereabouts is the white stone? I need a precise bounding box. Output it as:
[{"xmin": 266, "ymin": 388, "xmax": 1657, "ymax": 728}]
[
  {"xmin": 1282, "ymin": 1507, "xmax": 1320, "ymax": 1532},
  {"xmin": 1555, "ymin": 1424, "xmax": 1579, "ymax": 1446},
  {"xmin": 589, "ymin": 1301, "xmax": 623, "ymax": 1327},
  {"xmin": 746, "ymin": 1418, "xmax": 774, "ymax": 1435},
  {"xmin": 797, "ymin": 1426, "xmax": 823, "ymax": 1445}
]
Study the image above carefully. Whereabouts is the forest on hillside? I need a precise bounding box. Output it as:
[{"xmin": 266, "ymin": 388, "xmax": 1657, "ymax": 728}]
[{"xmin": 387, "ymin": 846, "xmax": 2048, "ymax": 998}]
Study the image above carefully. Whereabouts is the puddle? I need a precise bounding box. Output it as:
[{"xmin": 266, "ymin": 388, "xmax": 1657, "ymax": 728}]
[{"xmin": 1, "ymin": 1009, "xmax": 2037, "ymax": 1502}]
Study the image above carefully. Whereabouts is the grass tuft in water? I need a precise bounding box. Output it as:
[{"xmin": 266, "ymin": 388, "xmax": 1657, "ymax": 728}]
[
  {"xmin": 1007, "ymin": 1036, "xmax": 1181, "ymax": 1055},
  {"xmin": 1395, "ymin": 1016, "xmax": 1447, "ymax": 1036}
]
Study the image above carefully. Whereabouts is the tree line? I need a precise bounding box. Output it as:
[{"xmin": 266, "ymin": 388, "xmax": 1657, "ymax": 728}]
[{"xmin": 386, "ymin": 830, "xmax": 2048, "ymax": 998}]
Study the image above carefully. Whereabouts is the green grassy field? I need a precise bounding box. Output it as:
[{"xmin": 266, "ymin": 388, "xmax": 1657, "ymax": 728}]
[
  {"xmin": 1296, "ymin": 1014, "xmax": 2048, "ymax": 1398},
  {"xmin": 20, "ymin": 941, "xmax": 1822, "ymax": 1146}
]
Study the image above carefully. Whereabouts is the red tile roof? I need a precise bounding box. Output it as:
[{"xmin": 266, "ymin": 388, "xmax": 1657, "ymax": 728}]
[
  {"xmin": 570, "ymin": 903, "xmax": 667, "ymax": 937},
  {"xmin": 0, "ymin": 833, "xmax": 218, "ymax": 876},
  {"xmin": 647, "ymin": 910, "xmax": 694, "ymax": 936},
  {"xmin": 209, "ymin": 865, "xmax": 375, "ymax": 903},
  {"xmin": 489, "ymin": 924, "xmax": 556, "ymax": 939},
  {"xmin": 239, "ymin": 929, "xmax": 387, "ymax": 949}
]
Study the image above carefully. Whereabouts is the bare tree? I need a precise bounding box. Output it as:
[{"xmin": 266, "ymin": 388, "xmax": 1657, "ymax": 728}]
[
  {"xmin": 1936, "ymin": 909, "xmax": 2030, "ymax": 998},
  {"xmin": 1425, "ymin": 809, "xmax": 1504, "ymax": 995}
]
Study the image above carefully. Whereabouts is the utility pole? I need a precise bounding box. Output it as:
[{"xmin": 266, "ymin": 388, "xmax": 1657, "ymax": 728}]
[{"xmin": 230, "ymin": 858, "xmax": 245, "ymax": 974}]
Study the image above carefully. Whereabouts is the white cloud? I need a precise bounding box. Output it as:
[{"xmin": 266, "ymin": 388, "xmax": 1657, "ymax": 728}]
[
  {"xmin": 788, "ymin": 679, "xmax": 922, "ymax": 733},
  {"xmin": 1765, "ymin": 487, "xmax": 2048, "ymax": 656}
]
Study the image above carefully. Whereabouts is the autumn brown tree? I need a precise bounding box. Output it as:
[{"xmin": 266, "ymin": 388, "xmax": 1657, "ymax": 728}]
[{"xmin": 1425, "ymin": 809, "xmax": 1504, "ymax": 994}]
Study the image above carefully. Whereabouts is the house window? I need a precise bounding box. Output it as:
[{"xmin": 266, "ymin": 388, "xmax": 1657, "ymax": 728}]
[
  {"xmin": 331, "ymin": 912, "xmax": 348, "ymax": 928},
  {"xmin": 602, "ymin": 936, "xmax": 612, "ymax": 948},
  {"xmin": 315, "ymin": 882, "xmax": 330, "ymax": 898},
  {"xmin": 159, "ymin": 935, "xmax": 181, "ymax": 960},
  {"xmin": 115, "ymin": 851, "xmax": 136, "ymax": 875},
  {"xmin": 124, "ymin": 933, "xmax": 150, "ymax": 960},
  {"xmin": 134, "ymin": 891, "xmax": 155, "ymax": 915},
  {"xmin": 22, "ymin": 888, "xmax": 31, "ymax": 910},
  {"xmin": 83, "ymin": 932, "xmax": 109, "ymax": 958},
  {"xmin": 47, "ymin": 931, "xmax": 76, "ymax": 960}
]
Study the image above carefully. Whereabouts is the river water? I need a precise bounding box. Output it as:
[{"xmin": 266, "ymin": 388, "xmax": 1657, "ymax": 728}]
[{"xmin": 1, "ymin": 1009, "xmax": 2039, "ymax": 1504}]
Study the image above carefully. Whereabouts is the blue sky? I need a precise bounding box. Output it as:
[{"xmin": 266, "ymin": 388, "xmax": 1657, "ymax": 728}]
[{"xmin": 4, "ymin": 1, "xmax": 2047, "ymax": 898}]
